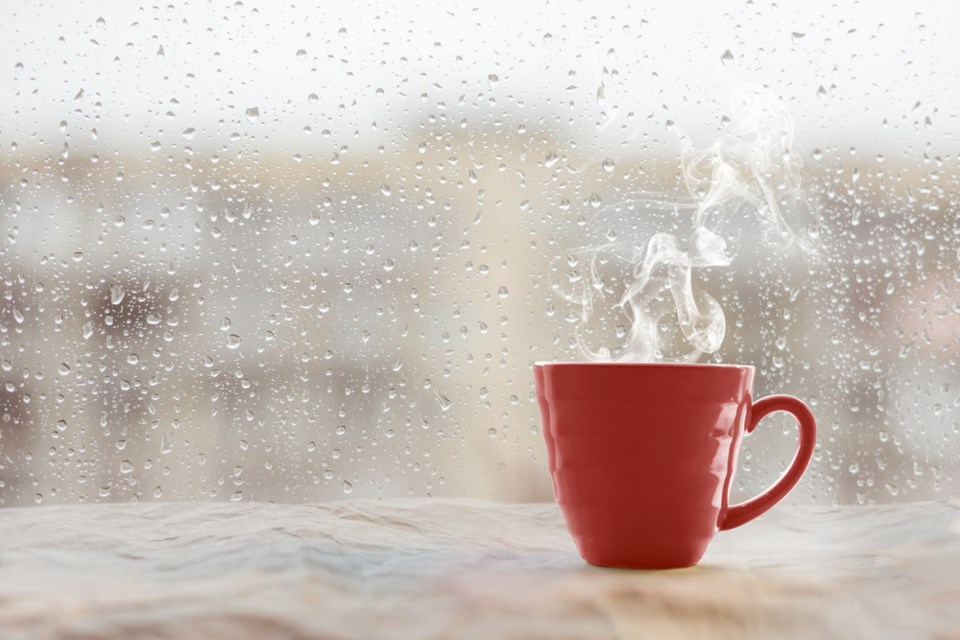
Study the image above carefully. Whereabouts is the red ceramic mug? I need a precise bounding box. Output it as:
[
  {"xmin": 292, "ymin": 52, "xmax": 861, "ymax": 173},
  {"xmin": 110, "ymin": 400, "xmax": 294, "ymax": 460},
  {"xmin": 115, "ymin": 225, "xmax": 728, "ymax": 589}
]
[{"xmin": 533, "ymin": 362, "xmax": 816, "ymax": 569}]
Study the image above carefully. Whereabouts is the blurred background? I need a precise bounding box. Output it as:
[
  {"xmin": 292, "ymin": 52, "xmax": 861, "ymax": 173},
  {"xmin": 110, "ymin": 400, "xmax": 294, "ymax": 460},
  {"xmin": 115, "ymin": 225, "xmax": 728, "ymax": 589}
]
[{"xmin": 1, "ymin": 1, "xmax": 958, "ymax": 507}]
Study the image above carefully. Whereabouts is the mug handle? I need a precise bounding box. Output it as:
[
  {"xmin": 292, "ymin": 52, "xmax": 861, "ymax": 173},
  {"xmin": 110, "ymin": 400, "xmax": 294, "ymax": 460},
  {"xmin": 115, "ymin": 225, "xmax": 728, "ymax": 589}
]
[{"xmin": 719, "ymin": 395, "xmax": 817, "ymax": 531}]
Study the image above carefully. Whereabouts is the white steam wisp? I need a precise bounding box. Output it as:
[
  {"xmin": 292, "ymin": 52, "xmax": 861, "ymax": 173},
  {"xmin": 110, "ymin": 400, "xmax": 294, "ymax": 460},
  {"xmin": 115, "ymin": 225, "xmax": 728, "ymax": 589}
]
[{"xmin": 556, "ymin": 86, "xmax": 820, "ymax": 363}]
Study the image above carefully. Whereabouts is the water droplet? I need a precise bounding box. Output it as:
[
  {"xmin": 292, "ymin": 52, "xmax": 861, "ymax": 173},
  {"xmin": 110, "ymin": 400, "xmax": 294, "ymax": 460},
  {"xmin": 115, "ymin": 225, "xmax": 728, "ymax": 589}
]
[
  {"xmin": 295, "ymin": 48, "xmax": 307, "ymax": 60},
  {"xmin": 58, "ymin": 363, "xmax": 71, "ymax": 376},
  {"xmin": 601, "ymin": 158, "xmax": 616, "ymax": 173},
  {"xmin": 497, "ymin": 286, "xmax": 509, "ymax": 298},
  {"xmin": 227, "ymin": 335, "xmax": 242, "ymax": 349},
  {"xmin": 120, "ymin": 460, "xmax": 134, "ymax": 474},
  {"xmin": 487, "ymin": 73, "xmax": 499, "ymax": 88},
  {"xmin": 338, "ymin": 27, "xmax": 348, "ymax": 38},
  {"xmin": 245, "ymin": 107, "xmax": 259, "ymax": 123},
  {"xmin": 127, "ymin": 353, "xmax": 140, "ymax": 365},
  {"xmin": 588, "ymin": 193, "xmax": 603, "ymax": 208},
  {"xmin": 220, "ymin": 317, "xmax": 232, "ymax": 332},
  {"xmin": 720, "ymin": 49, "xmax": 734, "ymax": 65},
  {"xmin": 341, "ymin": 480, "xmax": 353, "ymax": 494},
  {"xmin": 434, "ymin": 392, "xmax": 452, "ymax": 412}
]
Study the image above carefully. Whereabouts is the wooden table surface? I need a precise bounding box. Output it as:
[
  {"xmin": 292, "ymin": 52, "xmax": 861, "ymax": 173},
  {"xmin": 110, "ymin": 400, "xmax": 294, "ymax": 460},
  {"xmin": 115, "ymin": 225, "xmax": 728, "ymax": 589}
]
[{"xmin": 1, "ymin": 499, "xmax": 958, "ymax": 639}]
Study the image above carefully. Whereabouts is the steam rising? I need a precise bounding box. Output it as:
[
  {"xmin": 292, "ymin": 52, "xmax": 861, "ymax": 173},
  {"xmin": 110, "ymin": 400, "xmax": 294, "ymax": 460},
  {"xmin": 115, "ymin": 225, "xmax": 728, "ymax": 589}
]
[{"xmin": 558, "ymin": 86, "xmax": 819, "ymax": 363}]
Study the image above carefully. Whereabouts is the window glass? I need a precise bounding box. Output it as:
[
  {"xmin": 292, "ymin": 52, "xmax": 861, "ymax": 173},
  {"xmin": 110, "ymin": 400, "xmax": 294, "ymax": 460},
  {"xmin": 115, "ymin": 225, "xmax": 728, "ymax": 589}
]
[{"xmin": 2, "ymin": 2, "xmax": 957, "ymax": 505}]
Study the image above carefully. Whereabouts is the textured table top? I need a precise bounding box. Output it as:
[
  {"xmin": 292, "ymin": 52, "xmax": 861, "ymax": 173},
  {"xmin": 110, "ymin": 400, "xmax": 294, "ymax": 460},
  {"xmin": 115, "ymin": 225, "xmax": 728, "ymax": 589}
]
[{"xmin": 1, "ymin": 499, "xmax": 958, "ymax": 639}]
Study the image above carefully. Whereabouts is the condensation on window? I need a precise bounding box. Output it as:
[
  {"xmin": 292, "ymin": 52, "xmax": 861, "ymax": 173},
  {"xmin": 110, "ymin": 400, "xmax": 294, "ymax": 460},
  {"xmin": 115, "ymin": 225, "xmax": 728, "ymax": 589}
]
[{"xmin": 1, "ymin": 2, "xmax": 957, "ymax": 506}]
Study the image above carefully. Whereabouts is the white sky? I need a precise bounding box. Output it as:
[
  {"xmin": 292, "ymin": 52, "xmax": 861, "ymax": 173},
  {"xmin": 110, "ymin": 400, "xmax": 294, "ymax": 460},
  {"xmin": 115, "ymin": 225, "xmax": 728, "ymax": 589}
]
[{"xmin": 2, "ymin": 1, "xmax": 959, "ymax": 159}]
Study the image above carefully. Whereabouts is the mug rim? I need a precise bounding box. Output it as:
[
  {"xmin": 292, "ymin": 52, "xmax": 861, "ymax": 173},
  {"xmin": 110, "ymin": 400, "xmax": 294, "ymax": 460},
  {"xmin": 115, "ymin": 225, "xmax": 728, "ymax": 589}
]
[{"xmin": 533, "ymin": 361, "xmax": 755, "ymax": 372}]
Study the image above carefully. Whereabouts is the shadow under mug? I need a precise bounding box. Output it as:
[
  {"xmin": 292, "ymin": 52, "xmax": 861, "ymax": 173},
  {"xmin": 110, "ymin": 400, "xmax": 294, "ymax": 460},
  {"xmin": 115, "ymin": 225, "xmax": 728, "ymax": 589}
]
[{"xmin": 533, "ymin": 362, "xmax": 816, "ymax": 569}]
